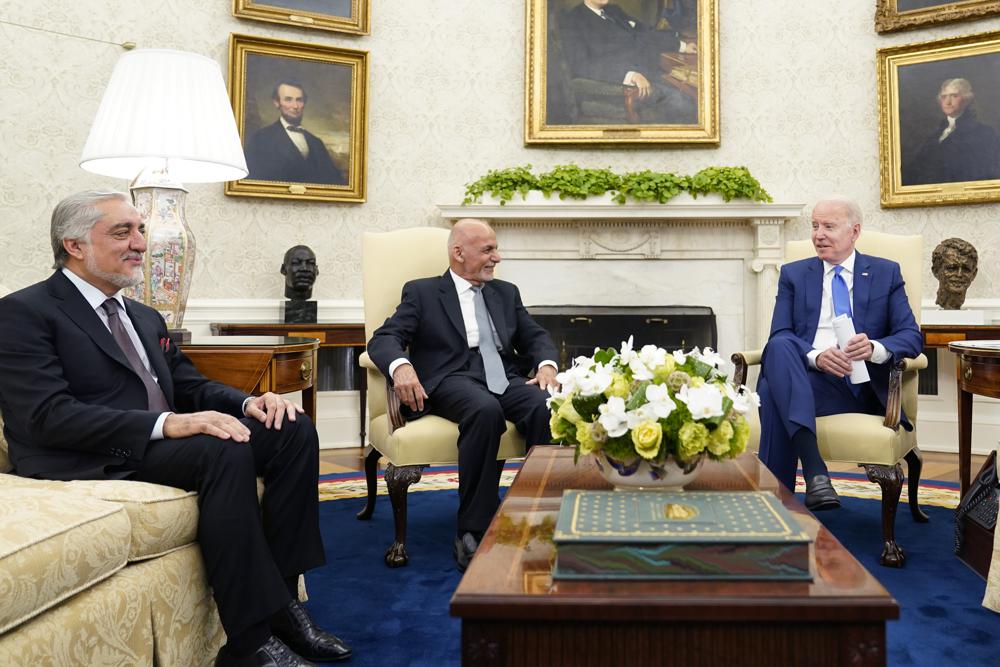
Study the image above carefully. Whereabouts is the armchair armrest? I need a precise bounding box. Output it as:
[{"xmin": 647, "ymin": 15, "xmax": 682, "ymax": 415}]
[
  {"xmin": 359, "ymin": 352, "xmax": 405, "ymax": 433},
  {"xmin": 887, "ymin": 353, "xmax": 927, "ymax": 430},
  {"xmin": 731, "ymin": 350, "xmax": 762, "ymax": 387}
]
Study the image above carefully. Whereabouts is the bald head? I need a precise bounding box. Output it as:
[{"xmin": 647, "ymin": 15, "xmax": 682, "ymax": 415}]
[{"xmin": 448, "ymin": 218, "xmax": 500, "ymax": 285}]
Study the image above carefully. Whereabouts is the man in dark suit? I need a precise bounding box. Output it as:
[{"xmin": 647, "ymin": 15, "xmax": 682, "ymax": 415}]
[
  {"xmin": 558, "ymin": 0, "xmax": 696, "ymax": 123},
  {"xmin": 244, "ymin": 79, "xmax": 347, "ymax": 185},
  {"xmin": 903, "ymin": 78, "xmax": 1000, "ymax": 186},
  {"xmin": 367, "ymin": 219, "xmax": 558, "ymax": 571},
  {"xmin": 0, "ymin": 191, "xmax": 351, "ymax": 666},
  {"xmin": 756, "ymin": 197, "xmax": 922, "ymax": 510}
]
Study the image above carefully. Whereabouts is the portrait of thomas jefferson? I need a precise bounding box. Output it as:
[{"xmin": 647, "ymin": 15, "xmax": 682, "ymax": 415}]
[{"xmin": 240, "ymin": 54, "xmax": 353, "ymax": 187}]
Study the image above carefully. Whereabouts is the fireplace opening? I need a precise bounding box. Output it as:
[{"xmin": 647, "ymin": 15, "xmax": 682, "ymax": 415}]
[{"xmin": 526, "ymin": 306, "xmax": 717, "ymax": 370}]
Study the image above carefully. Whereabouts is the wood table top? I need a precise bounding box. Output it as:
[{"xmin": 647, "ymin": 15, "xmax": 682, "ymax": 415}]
[{"xmin": 450, "ymin": 447, "xmax": 898, "ymax": 623}]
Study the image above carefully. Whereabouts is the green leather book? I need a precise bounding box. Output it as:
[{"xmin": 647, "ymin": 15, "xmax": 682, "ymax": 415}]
[{"xmin": 553, "ymin": 490, "xmax": 813, "ymax": 581}]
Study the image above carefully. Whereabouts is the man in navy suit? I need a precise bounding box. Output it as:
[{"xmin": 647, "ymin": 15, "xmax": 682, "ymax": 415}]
[
  {"xmin": 0, "ymin": 191, "xmax": 351, "ymax": 666},
  {"xmin": 757, "ymin": 197, "xmax": 922, "ymax": 510},
  {"xmin": 367, "ymin": 219, "xmax": 558, "ymax": 570},
  {"xmin": 244, "ymin": 79, "xmax": 347, "ymax": 185},
  {"xmin": 558, "ymin": 0, "xmax": 696, "ymax": 123}
]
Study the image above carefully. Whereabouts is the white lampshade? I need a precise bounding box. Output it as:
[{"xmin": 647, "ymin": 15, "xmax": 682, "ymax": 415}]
[{"xmin": 80, "ymin": 48, "xmax": 248, "ymax": 183}]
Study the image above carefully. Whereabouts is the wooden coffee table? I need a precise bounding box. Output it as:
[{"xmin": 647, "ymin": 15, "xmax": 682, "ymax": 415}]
[{"xmin": 450, "ymin": 447, "xmax": 898, "ymax": 666}]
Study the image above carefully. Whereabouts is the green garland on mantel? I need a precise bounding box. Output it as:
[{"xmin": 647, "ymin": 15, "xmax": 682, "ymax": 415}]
[{"xmin": 462, "ymin": 164, "xmax": 773, "ymax": 206}]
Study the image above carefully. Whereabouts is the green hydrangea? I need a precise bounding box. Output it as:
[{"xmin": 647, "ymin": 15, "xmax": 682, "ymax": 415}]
[
  {"xmin": 576, "ymin": 422, "xmax": 599, "ymax": 455},
  {"xmin": 557, "ymin": 399, "xmax": 584, "ymax": 424},
  {"xmin": 605, "ymin": 373, "xmax": 631, "ymax": 399},
  {"xmin": 707, "ymin": 419, "xmax": 734, "ymax": 457},
  {"xmin": 677, "ymin": 422, "xmax": 709, "ymax": 461},
  {"xmin": 651, "ymin": 358, "xmax": 677, "ymax": 383},
  {"xmin": 549, "ymin": 412, "xmax": 575, "ymax": 443},
  {"xmin": 730, "ymin": 414, "xmax": 750, "ymax": 456}
]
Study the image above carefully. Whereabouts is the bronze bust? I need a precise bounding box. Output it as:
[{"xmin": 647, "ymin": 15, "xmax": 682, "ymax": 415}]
[
  {"xmin": 281, "ymin": 245, "xmax": 318, "ymax": 323},
  {"xmin": 931, "ymin": 238, "xmax": 978, "ymax": 310}
]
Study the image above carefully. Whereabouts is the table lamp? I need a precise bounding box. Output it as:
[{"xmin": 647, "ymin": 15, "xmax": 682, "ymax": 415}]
[{"xmin": 80, "ymin": 48, "xmax": 248, "ymax": 341}]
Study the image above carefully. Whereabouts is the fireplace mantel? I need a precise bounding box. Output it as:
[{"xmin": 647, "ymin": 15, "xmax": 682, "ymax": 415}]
[{"xmin": 438, "ymin": 196, "xmax": 804, "ymax": 354}]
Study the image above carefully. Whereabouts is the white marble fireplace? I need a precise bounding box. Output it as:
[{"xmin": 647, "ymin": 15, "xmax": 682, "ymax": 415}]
[{"xmin": 439, "ymin": 195, "xmax": 804, "ymax": 358}]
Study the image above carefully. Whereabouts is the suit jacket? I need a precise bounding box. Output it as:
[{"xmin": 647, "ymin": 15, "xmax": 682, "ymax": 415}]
[
  {"xmin": 766, "ymin": 252, "xmax": 923, "ymax": 422},
  {"xmin": 0, "ymin": 271, "xmax": 247, "ymax": 480},
  {"xmin": 367, "ymin": 272, "xmax": 557, "ymax": 399},
  {"xmin": 558, "ymin": 2, "xmax": 679, "ymax": 85},
  {"xmin": 244, "ymin": 121, "xmax": 346, "ymax": 185},
  {"xmin": 903, "ymin": 110, "xmax": 1000, "ymax": 186}
]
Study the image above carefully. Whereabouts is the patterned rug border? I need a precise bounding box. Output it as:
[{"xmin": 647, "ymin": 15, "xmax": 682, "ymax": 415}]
[{"xmin": 318, "ymin": 464, "xmax": 960, "ymax": 509}]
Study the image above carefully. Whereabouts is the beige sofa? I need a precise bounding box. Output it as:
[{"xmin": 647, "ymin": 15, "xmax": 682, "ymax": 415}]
[{"xmin": 0, "ymin": 416, "xmax": 225, "ymax": 666}]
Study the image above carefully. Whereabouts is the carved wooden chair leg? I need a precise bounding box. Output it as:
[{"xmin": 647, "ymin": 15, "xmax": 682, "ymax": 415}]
[
  {"xmin": 384, "ymin": 463, "xmax": 424, "ymax": 568},
  {"xmin": 355, "ymin": 447, "xmax": 381, "ymax": 521},
  {"xmin": 864, "ymin": 463, "xmax": 906, "ymax": 568},
  {"xmin": 904, "ymin": 447, "xmax": 930, "ymax": 523}
]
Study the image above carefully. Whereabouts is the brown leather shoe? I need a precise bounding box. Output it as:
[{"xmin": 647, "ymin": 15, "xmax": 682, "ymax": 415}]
[
  {"xmin": 215, "ymin": 636, "xmax": 314, "ymax": 666},
  {"xmin": 271, "ymin": 600, "xmax": 352, "ymax": 662}
]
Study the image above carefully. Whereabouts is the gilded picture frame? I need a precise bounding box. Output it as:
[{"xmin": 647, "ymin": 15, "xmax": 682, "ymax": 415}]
[
  {"xmin": 225, "ymin": 34, "xmax": 368, "ymax": 203},
  {"xmin": 878, "ymin": 30, "xmax": 1000, "ymax": 208},
  {"xmin": 875, "ymin": 1, "xmax": 1000, "ymax": 34},
  {"xmin": 524, "ymin": 0, "xmax": 719, "ymax": 145},
  {"xmin": 232, "ymin": 0, "xmax": 370, "ymax": 36}
]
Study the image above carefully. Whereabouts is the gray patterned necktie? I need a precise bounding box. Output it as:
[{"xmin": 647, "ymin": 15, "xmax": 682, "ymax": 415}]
[
  {"xmin": 100, "ymin": 299, "xmax": 171, "ymax": 412},
  {"xmin": 471, "ymin": 286, "xmax": 509, "ymax": 394}
]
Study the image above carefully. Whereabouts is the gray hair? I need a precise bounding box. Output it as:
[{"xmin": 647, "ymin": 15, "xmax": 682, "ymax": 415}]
[
  {"xmin": 814, "ymin": 195, "xmax": 863, "ymax": 226},
  {"xmin": 50, "ymin": 190, "xmax": 131, "ymax": 269},
  {"xmin": 940, "ymin": 78, "xmax": 974, "ymax": 101}
]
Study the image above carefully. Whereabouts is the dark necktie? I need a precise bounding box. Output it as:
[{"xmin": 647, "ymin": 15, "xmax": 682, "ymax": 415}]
[
  {"xmin": 286, "ymin": 125, "xmax": 304, "ymax": 133},
  {"xmin": 471, "ymin": 286, "xmax": 509, "ymax": 395},
  {"xmin": 101, "ymin": 299, "xmax": 171, "ymax": 412},
  {"xmin": 832, "ymin": 266, "xmax": 852, "ymax": 318}
]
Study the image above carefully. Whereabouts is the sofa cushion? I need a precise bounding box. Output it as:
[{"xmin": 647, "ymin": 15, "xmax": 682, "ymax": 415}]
[
  {"xmin": 0, "ymin": 485, "xmax": 131, "ymax": 634},
  {"xmin": 0, "ymin": 475, "xmax": 198, "ymax": 561}
]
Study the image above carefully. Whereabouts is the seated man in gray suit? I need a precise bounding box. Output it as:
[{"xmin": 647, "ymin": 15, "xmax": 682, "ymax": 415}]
[{"xmin": 367, "ymin": 219, "xmax": 559, "ymax": 571}]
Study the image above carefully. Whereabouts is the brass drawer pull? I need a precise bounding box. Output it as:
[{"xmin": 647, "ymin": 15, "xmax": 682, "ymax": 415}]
[
  {"xmin": 646, "ymin": 317, "xmax": 669, "ymax": 325},
  {"xmin": 300, "ymin": 361, "xmax": 313, "ymax": 381},
  {"xmin": 569, "ymin": 317, "xmax": 592, "ymax": 324},
  {"xmin": 964, "ymin": 365, "xmax": 973, "ymax": 381}
]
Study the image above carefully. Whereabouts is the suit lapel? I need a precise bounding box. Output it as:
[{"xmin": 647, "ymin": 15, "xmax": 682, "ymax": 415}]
[
  {"xmin": 48, "ymin": 272, "xmax": 134, "ymax": 373},
  {"xmin": 438, "ymin": 272, "xmax": 467, "ymax": 342},
  {"xmin": 804, "ymin": 258, "xmax": 824, "ymax": 341},
  {"xmin": 481, "ymin": 282, "xmax": 509, "ymax": 350},
  {"xmin": 852, "ymin": 253, "xmax": 872, "ymax": 334}
]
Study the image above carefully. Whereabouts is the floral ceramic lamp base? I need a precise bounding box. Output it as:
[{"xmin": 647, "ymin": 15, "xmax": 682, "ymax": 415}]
[{"xmin": 125, "ymin": 182, "xmax": 195, "ymax": 340}]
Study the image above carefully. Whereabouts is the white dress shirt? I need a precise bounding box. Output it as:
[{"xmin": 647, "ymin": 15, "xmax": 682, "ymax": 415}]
[
  {"xmin": 806, "ymin": 252, "xmax": 889, "ymax": 370},
  {"xmin": 389, "ymin": 270, "xmax": 556, "ymax": 378}
]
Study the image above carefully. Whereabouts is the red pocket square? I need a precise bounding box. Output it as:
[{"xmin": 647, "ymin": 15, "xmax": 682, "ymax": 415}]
[{"xmin": 159, "ymin": 337, "xmax": 171, "ymax": 352}]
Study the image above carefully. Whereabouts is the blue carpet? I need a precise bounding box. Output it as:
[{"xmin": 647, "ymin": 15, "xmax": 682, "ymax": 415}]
[{"xmin": 302, "ymin": 484, "xmax": 1000, "ymax": 667}]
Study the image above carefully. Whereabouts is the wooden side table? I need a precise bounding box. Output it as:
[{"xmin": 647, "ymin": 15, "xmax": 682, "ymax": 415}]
[
  {"xmin": 180, "ymin": 336, "xmax": 320, "ymax": 420},
  {"xmin": 210, "ymin": 323, "xmax": 367, "ymax": 445},
  {"xmin": 923, "ymin": 324, "xmax": 1000, "ymax": 349}
]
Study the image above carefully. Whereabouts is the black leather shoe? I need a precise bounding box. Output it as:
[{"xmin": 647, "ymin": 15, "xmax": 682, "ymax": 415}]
[
  {"xmin": 805, "ymin": 474, "xmax": 841, "ymax": 511},
  {"xmin": 453, "ymin": 532, "xmax": 479, "ymax": 572},
  {"xmin": 271, "ymin": 600, "xmax": 352, "ymax": 663},
  {"xmin": 215, "ymin": 636, "xmax": 314, "ymax": 666}
]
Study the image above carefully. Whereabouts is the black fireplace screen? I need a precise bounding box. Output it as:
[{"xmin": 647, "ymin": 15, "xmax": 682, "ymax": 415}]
[{"xmin": 526, "ymin": 306, "xmax": 717, "ymax": 371}]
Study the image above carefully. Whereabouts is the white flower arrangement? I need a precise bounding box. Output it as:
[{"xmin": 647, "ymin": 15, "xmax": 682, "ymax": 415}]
[{"xmin": 547, "ymin": 337, "xmax": 760, "ymax": 473}]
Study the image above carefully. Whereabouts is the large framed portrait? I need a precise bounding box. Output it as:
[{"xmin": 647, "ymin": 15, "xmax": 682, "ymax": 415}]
[
  {"xmin": 875, "ymin": 1, "xmax": 1000, "ymax": 34},
  {"xmin": 225, "ymin": 34, "xmax": 368, "ymax": 203},
  {"xmin": 524, "ymin": 0, "xmax": 719, "ymax": 145},
  {"xmin": 232, "ymin": 0, "xmax": 370, "ymax": 36},
  {"xmin": 878, "ymin": 31, "xmax": 1000, "ymax": 208}
]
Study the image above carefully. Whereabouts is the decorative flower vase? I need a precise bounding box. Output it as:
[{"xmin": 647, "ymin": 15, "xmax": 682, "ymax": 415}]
[{"xmin": 593, "ymin": 451, "xmax": 705, "ymax": 491}]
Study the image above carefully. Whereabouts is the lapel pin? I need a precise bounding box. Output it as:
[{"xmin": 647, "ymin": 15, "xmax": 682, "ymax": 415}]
[{"xmin": 861, "ymin": 272, "xmax": 869, "ymax": 277}]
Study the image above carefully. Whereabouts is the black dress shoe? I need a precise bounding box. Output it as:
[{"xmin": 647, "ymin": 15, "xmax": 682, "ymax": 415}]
[
  {"xmin": 271, "ymin": 600, "xmax": 352, "ymax": 663},
  {"xmin": 805, "ymin": 474, "xmax": 841, "ymax": 511},
  {"xmin": 215, "ymin": 636, "xmax": 314, "ymax": 667},
  {"xmin": 453, "ymin": 532, "xmax": 480, "ymax": 572}
]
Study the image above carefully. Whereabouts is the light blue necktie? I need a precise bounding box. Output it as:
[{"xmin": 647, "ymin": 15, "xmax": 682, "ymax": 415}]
[
  {"xmin": 832, "ymin": 265, "xmax": 852, "ymax": 319},
  {"xmin": 471, "ymin": 286, "xmax": 509, "ymax": 395}
]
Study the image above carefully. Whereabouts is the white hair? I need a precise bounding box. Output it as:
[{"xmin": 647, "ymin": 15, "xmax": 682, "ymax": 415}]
[{"xmin": 50, "ymin": 190, "xmax": 131, "ymax": 269}]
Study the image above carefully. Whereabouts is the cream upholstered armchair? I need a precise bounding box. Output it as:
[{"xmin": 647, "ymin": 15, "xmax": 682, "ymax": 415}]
[
  {"xmin": 356, "ymin": 228, "xmax": 525, "ymax": 567},
  {"xmin": 733, "ymin": 231, "xmax": 929, "ymax": 568}
]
